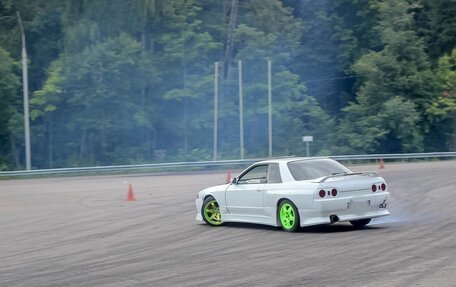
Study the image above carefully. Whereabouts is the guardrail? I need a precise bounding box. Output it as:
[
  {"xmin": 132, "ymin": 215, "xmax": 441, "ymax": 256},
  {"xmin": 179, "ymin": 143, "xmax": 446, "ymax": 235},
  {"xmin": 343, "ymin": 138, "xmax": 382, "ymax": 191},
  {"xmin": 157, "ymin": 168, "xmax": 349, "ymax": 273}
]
[
  {"xmin": 329, "ymin": 152, "xmax": 456, "ymax": 160},
  {"xmin": 1, "ymin": 152, "xmax": 455, "ymax": 178}
]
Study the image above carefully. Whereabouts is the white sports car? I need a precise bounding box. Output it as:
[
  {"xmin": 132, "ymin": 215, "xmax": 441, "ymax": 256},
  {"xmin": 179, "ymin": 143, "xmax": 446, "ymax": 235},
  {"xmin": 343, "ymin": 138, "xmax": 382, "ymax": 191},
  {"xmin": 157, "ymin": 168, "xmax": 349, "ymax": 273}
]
[{"xmin": 195, "ymin": 158, "xmax": 390, "ymax": 232}]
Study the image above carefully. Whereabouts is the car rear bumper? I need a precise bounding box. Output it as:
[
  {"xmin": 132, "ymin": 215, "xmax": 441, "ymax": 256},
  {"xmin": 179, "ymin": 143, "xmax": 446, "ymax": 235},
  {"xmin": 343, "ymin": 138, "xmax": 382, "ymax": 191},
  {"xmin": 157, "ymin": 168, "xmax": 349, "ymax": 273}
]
[{"xmin": 299, "ymin": 192, "xmax": 390, "ymax": 227}]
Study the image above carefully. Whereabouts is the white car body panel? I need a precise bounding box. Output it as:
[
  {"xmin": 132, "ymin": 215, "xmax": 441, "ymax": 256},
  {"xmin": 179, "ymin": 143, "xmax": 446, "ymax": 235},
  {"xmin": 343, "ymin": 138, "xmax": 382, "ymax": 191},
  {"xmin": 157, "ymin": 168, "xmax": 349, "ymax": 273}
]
[
  {"xmin": 226, "ymin": 183, "xmax": 265, "ymax": 217},
  {"xmin": 196, "ymin": 158, "xmax": 390, "ymax": 228}
]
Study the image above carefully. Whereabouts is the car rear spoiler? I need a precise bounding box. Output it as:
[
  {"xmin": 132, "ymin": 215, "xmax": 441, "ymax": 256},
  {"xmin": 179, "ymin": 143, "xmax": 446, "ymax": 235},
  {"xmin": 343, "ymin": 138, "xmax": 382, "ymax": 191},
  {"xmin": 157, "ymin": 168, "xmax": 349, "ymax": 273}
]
[{"xmin": 316, "ymin": 171, "xmax": 379, "ymax": 183}]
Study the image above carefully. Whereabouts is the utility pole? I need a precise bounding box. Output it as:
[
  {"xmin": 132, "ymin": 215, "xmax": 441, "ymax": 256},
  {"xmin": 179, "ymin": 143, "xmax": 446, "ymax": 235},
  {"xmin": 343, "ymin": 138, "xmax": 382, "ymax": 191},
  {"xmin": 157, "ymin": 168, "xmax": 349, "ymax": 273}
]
[
  {"xmin": 213, "ymin": 62, "xmax": 219, "ymax": 161},
  {"xmin": 17, "ymin": 12, "xmax": 31, "ymax": 170},
  {"xmin": 268, "ymin": 60, "xmax": 272, "ymax": 158},
  {"xmin": 238, "ymin": 60, "xmax": 244, "ymax": 159}
]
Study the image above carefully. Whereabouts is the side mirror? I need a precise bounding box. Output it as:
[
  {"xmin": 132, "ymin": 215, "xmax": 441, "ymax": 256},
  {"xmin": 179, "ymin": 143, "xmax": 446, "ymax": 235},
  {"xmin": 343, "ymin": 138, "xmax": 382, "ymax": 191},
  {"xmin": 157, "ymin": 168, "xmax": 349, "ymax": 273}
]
[{"xmin": 231, "ymin": 177, "xmax": 238, "ymax": 184}]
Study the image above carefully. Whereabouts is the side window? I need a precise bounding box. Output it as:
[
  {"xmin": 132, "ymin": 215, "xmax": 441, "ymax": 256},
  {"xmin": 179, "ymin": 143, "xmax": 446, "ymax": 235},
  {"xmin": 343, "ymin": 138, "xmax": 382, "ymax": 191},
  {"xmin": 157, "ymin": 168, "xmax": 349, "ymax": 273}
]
[
  {"xmin": 267, "ymin": 163, "xmax": 282, "ymax": 183},
  {"xmin": 238, "ymin": 165, "xmax": 268, "ymax": 184}
]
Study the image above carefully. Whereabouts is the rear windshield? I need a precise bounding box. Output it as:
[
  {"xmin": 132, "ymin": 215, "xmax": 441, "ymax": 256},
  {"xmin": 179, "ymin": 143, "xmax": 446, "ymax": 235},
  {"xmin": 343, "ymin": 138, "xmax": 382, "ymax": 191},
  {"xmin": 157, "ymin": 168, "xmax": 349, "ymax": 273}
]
[{"xmin": 287, "ymin": 159, "xmax": 350, "ymax": 181}]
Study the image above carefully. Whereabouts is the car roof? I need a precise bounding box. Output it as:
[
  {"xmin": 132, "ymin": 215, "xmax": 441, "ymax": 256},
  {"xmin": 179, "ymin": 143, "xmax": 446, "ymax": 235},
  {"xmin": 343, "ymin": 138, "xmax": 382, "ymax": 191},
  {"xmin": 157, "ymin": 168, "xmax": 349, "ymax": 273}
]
[{"xmin": 255, "ymin": 157, "xmax": 331, "ymax": 165}]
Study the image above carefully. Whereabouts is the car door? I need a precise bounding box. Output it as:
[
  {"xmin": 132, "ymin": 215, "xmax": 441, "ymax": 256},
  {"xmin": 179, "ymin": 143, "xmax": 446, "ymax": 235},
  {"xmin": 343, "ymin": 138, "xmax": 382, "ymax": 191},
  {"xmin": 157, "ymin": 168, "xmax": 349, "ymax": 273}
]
[{"xmin": 225, "ymin": 164, "xmax": 268, "ymax": 217}]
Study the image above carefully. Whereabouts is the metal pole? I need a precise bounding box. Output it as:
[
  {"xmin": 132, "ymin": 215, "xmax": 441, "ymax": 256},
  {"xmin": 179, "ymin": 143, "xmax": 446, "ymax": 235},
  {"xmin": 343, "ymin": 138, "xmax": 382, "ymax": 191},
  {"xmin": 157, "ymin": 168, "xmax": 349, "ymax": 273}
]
[
  {"xmin": 267, "ymin": 60, "xmax": 272, "ymax": 158},
  {"xmin": 306, "ymin": 142, "xmax": 310, "ymax": 157},
  {"xmin": 238, "ymin": 60, "xmax": 244, "ymax": 159},
  {"xmin": 213, "ymin": 62, "xmax": 219, "ymax": 161},
  {"xmin": 17, "ymin": 12, "xmax": 31, "ymax": 170}
]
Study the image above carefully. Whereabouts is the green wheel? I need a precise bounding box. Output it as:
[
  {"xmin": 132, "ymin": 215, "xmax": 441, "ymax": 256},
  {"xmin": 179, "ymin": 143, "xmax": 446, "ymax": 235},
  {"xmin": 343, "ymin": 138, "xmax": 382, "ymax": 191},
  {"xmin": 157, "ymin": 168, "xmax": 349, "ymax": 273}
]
[
  {"xmin": 278, "ymin": 200, "xmax": 300, "ymax": 232},
  {"xmin": 350, "ymin": 218, "xmax": 371, "ymax": 229},
  {"xmin": 202, "ymin": 196, "xmax": 223, "ymax": 226}
]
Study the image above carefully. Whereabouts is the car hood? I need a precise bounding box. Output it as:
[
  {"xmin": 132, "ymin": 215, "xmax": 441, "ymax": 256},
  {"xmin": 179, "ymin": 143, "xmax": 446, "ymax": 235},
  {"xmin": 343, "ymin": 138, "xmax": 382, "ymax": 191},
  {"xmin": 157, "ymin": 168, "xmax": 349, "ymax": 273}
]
[{"xmin": 200, "ymin": 183, "xmax": 230, "ymax": 194}]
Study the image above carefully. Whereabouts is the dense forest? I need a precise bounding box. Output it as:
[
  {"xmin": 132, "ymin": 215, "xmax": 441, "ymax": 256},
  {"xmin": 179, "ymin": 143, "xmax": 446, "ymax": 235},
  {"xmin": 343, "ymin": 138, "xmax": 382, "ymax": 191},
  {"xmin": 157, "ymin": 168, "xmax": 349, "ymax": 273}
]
[{"xmin": 0, "ymin": 0, "xmax": 455, "ymax": 170}]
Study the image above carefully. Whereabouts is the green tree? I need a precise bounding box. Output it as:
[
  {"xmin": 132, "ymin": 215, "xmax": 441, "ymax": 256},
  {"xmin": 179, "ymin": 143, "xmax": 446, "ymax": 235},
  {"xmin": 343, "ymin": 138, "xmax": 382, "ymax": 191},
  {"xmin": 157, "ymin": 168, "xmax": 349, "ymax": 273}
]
[
  {"xmin": 0, "ymin": 47, "xmax": 21, "ymax": 169},
  {"xmin": 2, "ymin": 0, "xmax": 456, "ymax": 170},
  {"xmin": 31, "ymin": 34, "xmax": 155, "ymax": 166},
  {"xmin": 338, "ymin": 0, "xmax": 432, "ymax": 153},
  {"xmin": 282, "ymin": 0, "xmax": 382, "ymax": 116},
  {"xmin": 160, "ymin": 0, "xmax": 221, "ymax": 156},
  {"xmin": 29, "ymin": 60, "xmax": 63, "ymax": 167},
  {"xmin": 427, "ymin": 48, "xmax": 456, "ymax": 151},
  {"xmin": 417, "ymin": 0, "xmax": 456, "ymax": 61},
  {"xmin": 272, "ymin": 70, "xmax": 335, "ymax": 156}
]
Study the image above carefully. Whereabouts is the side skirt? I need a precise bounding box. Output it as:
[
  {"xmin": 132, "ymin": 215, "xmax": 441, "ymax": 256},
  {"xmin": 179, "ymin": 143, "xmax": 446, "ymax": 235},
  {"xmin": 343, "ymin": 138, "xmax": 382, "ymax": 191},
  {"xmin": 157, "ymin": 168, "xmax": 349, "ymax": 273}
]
[{"xmin": 222, "ymin": 214, "xmax": 279, "ymax": 227}]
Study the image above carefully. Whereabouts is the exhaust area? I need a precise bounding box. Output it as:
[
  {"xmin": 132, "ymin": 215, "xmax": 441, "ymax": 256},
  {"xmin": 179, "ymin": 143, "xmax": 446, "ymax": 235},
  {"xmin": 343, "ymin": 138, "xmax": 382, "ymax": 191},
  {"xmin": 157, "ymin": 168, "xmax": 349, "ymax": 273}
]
[{"xmin": 330, "ymin": 214, "xmax": 339, "ymax": 223}]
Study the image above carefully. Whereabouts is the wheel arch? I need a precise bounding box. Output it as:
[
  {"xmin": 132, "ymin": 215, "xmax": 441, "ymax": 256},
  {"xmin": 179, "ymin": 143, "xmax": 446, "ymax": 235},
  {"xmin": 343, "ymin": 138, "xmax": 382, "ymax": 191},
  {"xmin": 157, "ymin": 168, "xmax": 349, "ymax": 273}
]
[
  {"xmin": 203, "ymin": 194, "xmax": 214, "ymax": 201},
  {"xmin": 201, "ymin": 188, "xmax": 226, "ymax": 208},
  {"xmin": 276, "ymin": 197, "xmax": 299, "ymax": 210},
  {"xmin": 276, "ymin": 197, "xmax": 291, "ymax": 209}
]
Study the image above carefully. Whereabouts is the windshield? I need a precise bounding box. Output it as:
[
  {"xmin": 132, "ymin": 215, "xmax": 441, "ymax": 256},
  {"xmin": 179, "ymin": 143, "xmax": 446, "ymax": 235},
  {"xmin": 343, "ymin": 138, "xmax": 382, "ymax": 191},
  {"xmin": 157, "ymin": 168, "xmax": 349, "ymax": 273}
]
[{"xmin": 287, "ymin": 159, "xmax": 351, "ymax": 181}]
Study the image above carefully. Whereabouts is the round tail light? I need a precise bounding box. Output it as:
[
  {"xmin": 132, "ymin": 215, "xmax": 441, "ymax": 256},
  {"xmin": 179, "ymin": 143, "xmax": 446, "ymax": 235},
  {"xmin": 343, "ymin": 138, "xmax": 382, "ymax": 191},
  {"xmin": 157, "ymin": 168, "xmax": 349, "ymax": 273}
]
[
  {"xmin": 371, "ymin": 184, "xmax": 377, "ymax": 192},
  {"xmin": 331, "ymin": 188, "xmax": 338, "ymax": 197},
  {"xmin": 381, "ymin": 183, "xmax": 386, "ymax": 191},
  {"xmin": 319, "ymin": 190, "xmax": 326, "ymax": 198}
]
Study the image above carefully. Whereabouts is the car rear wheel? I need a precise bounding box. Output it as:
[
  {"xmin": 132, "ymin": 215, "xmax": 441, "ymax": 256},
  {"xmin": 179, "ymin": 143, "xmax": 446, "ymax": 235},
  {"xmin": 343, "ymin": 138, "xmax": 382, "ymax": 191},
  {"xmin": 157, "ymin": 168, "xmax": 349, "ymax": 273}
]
[
  {"xmin": 278, "ymin": 200, "xmax": 300, "ymax": 232},
  {"xmin": 202, "ymin": 196, "xmax": 223, "ymax": 226},
  {"xmin": 350, "ymin": 218, "xmax": 371, "ymax": 228}
]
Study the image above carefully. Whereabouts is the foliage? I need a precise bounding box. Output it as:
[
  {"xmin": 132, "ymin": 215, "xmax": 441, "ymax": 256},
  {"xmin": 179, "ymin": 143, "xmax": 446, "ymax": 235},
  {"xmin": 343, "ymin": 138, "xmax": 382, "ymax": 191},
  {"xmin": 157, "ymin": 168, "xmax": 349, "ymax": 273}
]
[
  {"xmin": 0, "ymin": 47, "xmax": 21, "ymax": 168},
  {"xmin": 427, "ymin": 48, "xmax": 456, "ymax": 150},
  {"xmin": 0, "ymin": 0, "xmax": 455, "ymax": 170},
  {"xmin": 338, "ymin": 0, "xmax": 433, "ymax": 154}
]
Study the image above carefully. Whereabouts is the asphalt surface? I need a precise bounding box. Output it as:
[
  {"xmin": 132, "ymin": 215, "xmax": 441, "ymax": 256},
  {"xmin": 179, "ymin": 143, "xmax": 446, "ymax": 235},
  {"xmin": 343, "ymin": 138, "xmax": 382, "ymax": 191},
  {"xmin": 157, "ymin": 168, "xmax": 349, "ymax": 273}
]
[{"xmin": 1, "ymin": 160, "xmax": 456, "ymax": 287}]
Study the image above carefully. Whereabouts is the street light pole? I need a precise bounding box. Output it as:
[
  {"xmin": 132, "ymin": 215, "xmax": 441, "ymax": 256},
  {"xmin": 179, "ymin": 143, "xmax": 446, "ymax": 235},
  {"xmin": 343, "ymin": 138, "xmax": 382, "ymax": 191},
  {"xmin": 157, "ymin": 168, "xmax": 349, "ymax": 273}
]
[
  {"xmin": 238, "ymin": 60, "xmax": 244, "ymax": 159},
  {"xmin": 17, "ymin": 12, "xmax": 31, "ymax": 170},
  {"xmin": 267, "ymin": 60, "xmax": 272, "ymax": 158},
  {"xmin": 213, "ymin": 62, "xmax": 219, "ymax": 161}
]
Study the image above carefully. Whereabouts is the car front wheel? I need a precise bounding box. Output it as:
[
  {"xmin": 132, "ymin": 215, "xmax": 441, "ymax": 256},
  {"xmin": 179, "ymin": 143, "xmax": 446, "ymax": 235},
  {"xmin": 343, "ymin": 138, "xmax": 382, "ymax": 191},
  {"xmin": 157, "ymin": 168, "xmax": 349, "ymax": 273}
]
[{"xmin": 202, "ymin": 196, "xmax": 223, "ymax": 226}]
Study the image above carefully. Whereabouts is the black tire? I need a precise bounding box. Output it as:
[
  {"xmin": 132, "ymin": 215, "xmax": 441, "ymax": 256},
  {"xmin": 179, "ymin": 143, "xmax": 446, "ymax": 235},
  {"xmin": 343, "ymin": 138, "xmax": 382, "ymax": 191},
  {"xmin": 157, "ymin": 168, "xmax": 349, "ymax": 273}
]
[
  {"xmin": 201, "ymin": 196, "xmax": 223, "ymax": 226},
  {"xmin": 278, "ymin": 199, "xmax": 300, "ymax": 232},
  {"xmin": 350, "ymin": 218, "xmax": 371, "ymax": 229}
]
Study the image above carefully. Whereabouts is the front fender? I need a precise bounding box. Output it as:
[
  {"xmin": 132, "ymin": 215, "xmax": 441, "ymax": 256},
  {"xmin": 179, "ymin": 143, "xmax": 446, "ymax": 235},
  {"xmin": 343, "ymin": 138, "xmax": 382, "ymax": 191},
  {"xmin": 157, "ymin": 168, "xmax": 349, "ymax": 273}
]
[
  {"xmin": 199, "ymin": 184, "xmax": 229, "ymax": 204},
  {"xmin": 197, "ymin": 184, "xmax": 230, "ymax": 215}
]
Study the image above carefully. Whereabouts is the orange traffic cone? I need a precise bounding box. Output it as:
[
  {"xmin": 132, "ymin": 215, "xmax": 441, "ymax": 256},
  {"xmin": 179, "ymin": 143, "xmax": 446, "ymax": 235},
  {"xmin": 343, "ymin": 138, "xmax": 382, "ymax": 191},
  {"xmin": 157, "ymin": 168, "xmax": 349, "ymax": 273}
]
[
  {"xmin": 379, "ymin": 158, "xmax": 385, "ymax": 169},
  {"xmin": 226, "ymin": 171, "xmax": 232, "ymax": 183},
  {"xmin": 127, "ymin": 184, "xmax": 136, "ymax": 201}
]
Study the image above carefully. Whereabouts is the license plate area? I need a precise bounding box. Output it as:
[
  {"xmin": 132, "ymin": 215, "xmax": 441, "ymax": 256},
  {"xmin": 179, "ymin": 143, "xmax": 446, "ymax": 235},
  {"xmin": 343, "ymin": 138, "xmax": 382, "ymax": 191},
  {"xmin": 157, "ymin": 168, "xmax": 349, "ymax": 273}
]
[{"xmin": 347, "ymin": 200, "xmax": 371, "ymax": 210}]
